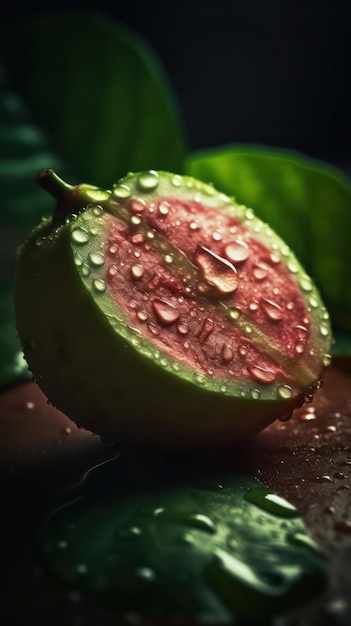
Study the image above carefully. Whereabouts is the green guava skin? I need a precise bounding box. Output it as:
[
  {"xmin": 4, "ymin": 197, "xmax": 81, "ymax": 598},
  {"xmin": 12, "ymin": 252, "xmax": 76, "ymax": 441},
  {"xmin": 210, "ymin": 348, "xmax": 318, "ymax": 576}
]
[{"xmin": 14, "ymin": 171, "xmax": 332, "ymax": 447}]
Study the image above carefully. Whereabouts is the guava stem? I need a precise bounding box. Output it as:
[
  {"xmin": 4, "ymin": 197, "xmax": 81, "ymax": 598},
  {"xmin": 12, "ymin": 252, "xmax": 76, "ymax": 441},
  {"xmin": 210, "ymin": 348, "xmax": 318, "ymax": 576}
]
[{"xmin": 36, "ymin": 169, "xmax": 74, "ymax": 201}]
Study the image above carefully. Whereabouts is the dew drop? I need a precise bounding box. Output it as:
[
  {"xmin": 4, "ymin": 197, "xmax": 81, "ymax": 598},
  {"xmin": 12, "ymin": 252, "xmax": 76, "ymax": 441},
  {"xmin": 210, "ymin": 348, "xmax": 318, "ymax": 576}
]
[
  {"xmin": 131, "ymin": 233, "xmax": 145, "ymax": 245},
  {"xmin": 129, "ymin": 198, "xmax": 147, "ymax": 213},
  {"xmin": 261, "ymin": 299, "xmax": 283, "ymax": 322},
  {"xmin": 248, "ymin": 365, "xmax": 276, "ymax": 384},
  {"xmin": 171, "ymin": 174, "xmax": 182, "ymax": 187},
  {"xmin": 189, "ymin": 221, "xmax": 199, "ymax": 231},
  {"xmin": 224, "ymin": 239, "xmax": 250, "ymax": 263},
  {"xmin": 322, "ymin": 353, "xmax": 332, "ymax": 367},
  {"xmin": 194, "ymin": 245, "xmax": 238, "ymax": 296},
  {"xmin": 249, "ymin": 301, "xmax": 259, "ymax": 312},
  {"xmin": 81, "ymin": 264, "xmax": 90, "ymax": 277},
  {"xmin": 113, "ymin": 183, "xmax": 131, "ymax": 199},
  {"xmin": 229, "ymin": 307, "xmax": 241, "ymax": 321},
  {"xmin": 299, "ymin": 276, "xmax": 313, "ymax": 292},
  {"xmin": 158, "ymin": 200, "xmax": 170, "ymax": 216},
  {"xmin": 252, "ymin": 263, "xmax": 268, "ymax": 281},
  {"xmin": 88, "ymin": 251, "xmax": 105, "ymax": 267},
  {"xmin": 138, "ymin": 170, "xmax": 159, "ymax": 191},
  {"xmin": 251, "ymin": 389, "xmax": 261, "ymax": 399},
  {"xmin": 212, "ymin": 231, "xmax": 222, "ymax": 241},
  {"xmin": 131, "ymin": 215, "xmax": 142, "ymax": 226},
  {"xmin": 278, "ymin": 385, "xmax": 293, "ymax": 399},
  {"xmin": 287, "ymin": 260, "xmax": 298, "ymax": 274},
  {"xmin": 319, "ymin": 322, "xmax": 330, "ymax": 337},
  {"xmin": 309, "ymin": 295, "xmax": 319, "ymax": 309},
  {"xmin": 152, "ymin": 298, "xmax": 180, "ymax": 325},
  {"xmin": 177, "ymin": 323, "xmax": 189, "ymax": 335},
  {"xmin": 137, "ymin": 310, "xmax": 148, "ymax": 322},
  {"xmin": 295, "ymin": 340, "xmax": 306, "ymax": 355},
  {"xmin": 197, "ymin": 318, "xmax": 215, "ymax": 344},
  {"xmin": 130, "ymin": 264, "xmax": 144, "ymax": 280},
  {"xmin": 221, "ymin": 343, "xmax": 233, "ymax": 363},
  {"xmin": 164, "ymin": 254, "xmax": 173, "ymax": 264},
  {"xmin": 109, "ymin": 243, "xmax": 118, "ymax": 254},
  {"xmin": 92, "ymin": 278, "xmax": 106, "ymax": 293},
  {"xmin": 71, "ymin": 228, "xmax": 89, "ymax": 245}
]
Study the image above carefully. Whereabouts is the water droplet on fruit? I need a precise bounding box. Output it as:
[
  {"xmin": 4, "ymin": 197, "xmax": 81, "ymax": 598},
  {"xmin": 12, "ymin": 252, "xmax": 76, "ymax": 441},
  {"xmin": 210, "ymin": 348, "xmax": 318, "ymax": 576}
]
[
  {"xmin": 71, "ymin": 228, "xmax": 89, "ymax": 244},
  {"xmin": 88, "ymin": 252, "xmax": 105, "ymax": 267},
  {"xmin": 137, "ymin": 310, "xmax": 148, "ymax": 322},
  {"xmin": 249, "ymin": 301, "xmax": 259, "ymax": 312},
  {"xmin": 92, "ymin": 278, "xmax": 106, "ymax": 293},
  {"xmin": 278, "ymin": 385, "xmax": 293, "ymax": 399},
  {"xmin": 224, "ymin": 239, "xmax": 250, "ymax": 263},
  {"xmin": 229, "ymin": 307, "xmax": 241, "ymax": 321},
  {"xmin": 152, "ymin": 298, "xmax": 180, "ymax": 325},
  {"xmin": 197, "ymin": 318, "xmax": 215, "ymax": 344},
  {"xmin": 287, "ymin": 260, "xmax": 298, "ymax": 273},
  {"xmin": 109, "ymin": 243, "xmax": 118, "ymax": 254},
  {"xmin": 81, "ymin": 264, "xmax": 90, "ymax": 277},
  {"xmin": 212, "ymin": 231, "xmax": 221, "ymax": 241},
  {"xmin": 157, "ymin": 200, "xmax": 170, "ymax": 216},
  {"xmin": 295, "ymin": 340, "xmax": 306, "ymax": 354},
  {"xmin": 189, "ymin": 221, "xmax": 199, "ymax": 231},
  {"xmin": 74, "ymin": 253, "xmax": 83, "ymax": 267},
  {"xmin": 131, "ymin": 233, "xmax": 145, "ymax": 245},
  {"xmin": 194, "ymin": 245, "xmax": 238, "ymax": 296},
  {"xmin": 221, "ymin": 343, "xmax": 233, "ymax": 363},
  {"xmin": 171, "ymin": 174, "xmax": 182, "ymax": 187},
  {"xmin": 131, "ymin": 215, "xmax": 142, "ymax": 226},
  {"xmin": 164, "ymin": 254, "xmax": 173, "ymax": 264},
  {"xmin": 176, "ymin": 323, "xmax": 189, "ymax": 336},
  {"xmin": 129, "ymin": 198, "xmax": 147, "ymax": 213},
  {"xmin": 251, "ymin": 389, "xmax": 261, "ymax": 399},
  {"xmin": 319, "ymin": 322, "xmax": 330, "ymax": 337},
  {"xmin": 138, "ymin": 170, "xmax": 159, "ymax": 191},
  {"xmin": 113, "ymin": 183, "xmax": 131, "ymax": 199},
  {"xmin": 322, "ymin": 354, "xmax": 332, "ymax": 367},
  {"xmin": 131, "ymin": 264, "xmax": 144, "ymax": 280},
  {"xmin": 248, "ymin": 366, "xmax": 276, "ymax": 384},
  {"xmin": 309, "ymin": 295, "xmax": 319, "ymax": 309},
  {"xmin": 261, "ymin": 299, "xmax": 283, "ymax": 322},
  {"xmin": 252, "ymin": 263, "xmax": 268, "ymax": 281},
  {"xmin": 299, "ymin": 276, "xmax": 313, "ymax": 292}
]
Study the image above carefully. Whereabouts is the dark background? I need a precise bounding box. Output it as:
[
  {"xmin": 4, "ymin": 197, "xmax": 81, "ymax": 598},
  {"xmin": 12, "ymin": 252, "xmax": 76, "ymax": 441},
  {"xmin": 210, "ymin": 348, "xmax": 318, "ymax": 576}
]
[{"xmin": 2, "ymin": 0, "xmax": 351, "ymax": 172}]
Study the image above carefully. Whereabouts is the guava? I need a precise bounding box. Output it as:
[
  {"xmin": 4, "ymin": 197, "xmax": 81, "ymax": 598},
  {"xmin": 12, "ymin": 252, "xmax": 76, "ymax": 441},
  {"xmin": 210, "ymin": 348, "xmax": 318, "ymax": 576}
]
[{"xmin": 14, "ymin": 169, "xmax": 332, "ymax": 446}]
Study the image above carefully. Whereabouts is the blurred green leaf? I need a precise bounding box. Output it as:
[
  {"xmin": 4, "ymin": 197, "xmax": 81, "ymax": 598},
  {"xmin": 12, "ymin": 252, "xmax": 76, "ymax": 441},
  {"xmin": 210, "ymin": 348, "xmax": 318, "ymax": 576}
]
[
  {"xmin": 0, "ymin": 11, "xmax": 185, "ymax": 188},
  {"xmin": 187, "ymin": 145, "xmax": 351, "ymax": 331},
  {"xmin": 41, "ymin": 455, "xmax": 326, "ymax": 620}
]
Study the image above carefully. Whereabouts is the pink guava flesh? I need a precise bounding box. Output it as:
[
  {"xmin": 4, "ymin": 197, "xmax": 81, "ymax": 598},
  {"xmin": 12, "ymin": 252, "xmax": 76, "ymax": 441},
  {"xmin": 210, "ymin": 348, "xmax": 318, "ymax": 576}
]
[{"xmin": 102, "ymin": 197, "xmax": 317, "ymax": 392}]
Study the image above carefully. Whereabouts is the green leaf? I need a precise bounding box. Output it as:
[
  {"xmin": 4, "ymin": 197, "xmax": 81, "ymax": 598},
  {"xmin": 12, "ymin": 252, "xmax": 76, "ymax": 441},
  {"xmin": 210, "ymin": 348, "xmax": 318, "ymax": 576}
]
[
  {"xmin": 0, "ymin": 11, "xmax": 185, "ymax": 188},
  {"xmin": 187, "ymin": 145, "xmax": 351, "ymax": 331},
  {"xmin": 0, "ymin": 284, "xmax": 31, "ymax": 387},
  {"xmin": 41, "ymin": 454, "xmax": 326, "ymax": 621}
]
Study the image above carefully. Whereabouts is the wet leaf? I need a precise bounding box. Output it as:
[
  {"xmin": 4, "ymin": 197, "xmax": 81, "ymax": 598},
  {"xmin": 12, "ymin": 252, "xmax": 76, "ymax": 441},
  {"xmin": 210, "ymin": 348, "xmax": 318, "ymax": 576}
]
[
  {"xmin": 187, "ymin": 145, "xmax": 351, "ymax": 331},
  {"xmin": 41, "ymin": 454, "xmax": 326, "ymax": 622}
]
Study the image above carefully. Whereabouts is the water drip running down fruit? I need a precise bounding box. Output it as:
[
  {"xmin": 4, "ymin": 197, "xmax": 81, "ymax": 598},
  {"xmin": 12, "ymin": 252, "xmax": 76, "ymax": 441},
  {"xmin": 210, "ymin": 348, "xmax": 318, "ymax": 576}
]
[{"xmin": 15, "ymin": 169, "xmax": 332, "ymax": 446}]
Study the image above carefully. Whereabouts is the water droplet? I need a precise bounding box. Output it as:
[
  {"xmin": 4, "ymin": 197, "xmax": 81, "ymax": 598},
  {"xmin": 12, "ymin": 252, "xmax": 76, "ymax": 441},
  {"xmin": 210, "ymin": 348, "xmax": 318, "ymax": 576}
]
[
  {"xmin": 295, "ymin": 340, "xmax": 306, "ymax": 355},
  {"xmin": 188, "ymin": 514, "xmax": 217, "ymax": 533},
  {"xmin": 212, "ymin": 231, "xmax": 222, "ymax": 241},
  {"xmin": 158, "ymin": 200, "xmax": 170, "ymax": 216},
  {"xmin": 195, "ymin": 245, "xmax": 237, "ymax": 296},
  {"xmin": 252, "ymin": 263, "xmax": 268, "ymax": 281},
  {"xmin": 131, "ymin": 233, "xmax": 145, "ymax": 245},
  {"xmin": 88, "ymin": 251, "xmax": 105, "ymax": 267},
  {"xmin": 71, "ymin": 227, "xmax": 89, "ymax": 245},
  {"xmin": 222, "ymin": 343, "xmax": 233, "ymax": 363},
  {"xmin": 113, "ymin": 183, "xmax": 131, "ymax": 199},
  {"xmin": 309, "ymin": 295, "xmax": 319, "ymax": 309},
  {"xmin": 229, "ymin": 307, "xmax": 241, "ymax": 321},
  {"xmin": 261, "ymin": 299, "xmax": 283, "ymax": 322},
  {"xmin": 129, "ymin": 198, "xmax": 147, "ymax": 213},
  {"xmin": 131, "ymin": 264, "xmax": 144, "ymax": 280},
  {"xmin": 287, "ymin": 260, "xmax": 298, "ymax": 273},
  {"xmin": 249, "ymin": 301, "xmax": 259, "ymax": 312},
  {"xmin": 164, "ymin": 254, "xmax": 173, "ymax": 264},
  {"xmin": 251, "ymin": 389, "xmax": 261, "ymax": 399},
  {"xmin": 138, "ymin": 170, "xmax": 159, "ymax": 191},
  {"xmin": 152, "ymin": 298, "xmax": 180, "ymax": 325},
  {"xmin": 224, "ymin": 239, "xmax": 250, "ymax": 263},
  {"xmin": 117, "ymin": 526, "xmax": 142, "ymax": 539},
  {"xmin": 109, "ymin": 243, "xmax": 118, "ymax": 254},
  {"xmin": 197, "ymin": 318, "xmax": 215, "ymax": 344},
  {"xmin": 278, "ymin": 385, "xmax": 293, "ymax": 399},
  {"xmin": 25, "ymin": 401, "xmax": 35, "ymax": 410},
  {"xmin": 131, "ymin": 215, "xmax": 142, "ymax": 226},
  {"xmin": 92, "ymin": 278, "xmax": 106, "ymax": 293},
  {"xmin": 177, "ymin": 323, "xmax": 189, "ymax": 335},
  {"xmin": 189, "ymin": 221, "xmax": 199, "ymax": 231},
  {"xmin": 81, "ymin": 264, "xmax": 90, "ymax": 277},
  {"xmin": 171, "ymin": 174, "xmax": 182, "ymax": 187},
  {"xmin": 322, "ymin": 353, "xmax": 332, "ymax": 367},
  {"xmin": 248, "ymin": 365, "xmax": 276, "ymax": 384},
  {"xmin": 299, "ymin": 276, "xmax": 313, "ymax": 292},
  {"xmin": 319, "ymin": 322, "xmax": 330, "ymax": 337},
  {"xmin": 245, "ymin": 487, "xmax": 299, "ymax": 517}
]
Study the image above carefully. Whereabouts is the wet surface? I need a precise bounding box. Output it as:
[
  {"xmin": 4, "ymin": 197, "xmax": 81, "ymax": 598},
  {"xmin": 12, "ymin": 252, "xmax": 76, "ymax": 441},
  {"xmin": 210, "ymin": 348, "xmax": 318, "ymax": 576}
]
[{"xmin": 1, "ymin": 358, "xmax": 350, "ymax": 625}]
